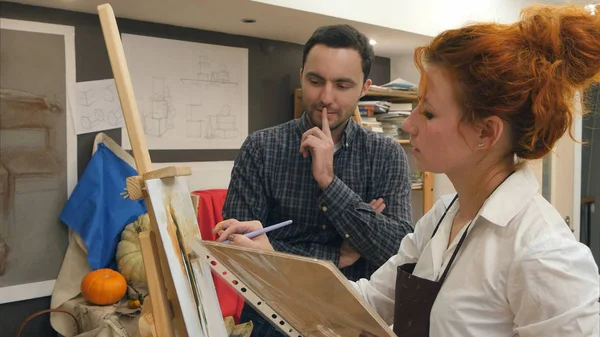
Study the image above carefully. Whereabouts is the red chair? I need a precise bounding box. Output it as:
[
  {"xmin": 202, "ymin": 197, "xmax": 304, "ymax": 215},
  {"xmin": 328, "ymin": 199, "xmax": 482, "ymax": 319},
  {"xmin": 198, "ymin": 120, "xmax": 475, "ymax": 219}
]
[{"xmin": 192, "ymin": 189, "xmax": 245, "ymax": 323}]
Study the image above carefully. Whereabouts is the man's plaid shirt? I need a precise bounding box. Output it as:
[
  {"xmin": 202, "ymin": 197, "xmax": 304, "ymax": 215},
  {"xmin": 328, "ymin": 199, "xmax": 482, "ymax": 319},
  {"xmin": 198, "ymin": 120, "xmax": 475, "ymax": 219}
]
[{"xmin": 223, "ymin": 112, "xmax": 413, "ymax": 281}]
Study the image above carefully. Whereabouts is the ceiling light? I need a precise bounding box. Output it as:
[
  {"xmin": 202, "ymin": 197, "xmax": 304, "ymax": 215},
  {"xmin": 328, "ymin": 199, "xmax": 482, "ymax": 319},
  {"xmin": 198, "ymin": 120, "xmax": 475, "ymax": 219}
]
[
  {"xmin": 369, "ymin": 39, "xmax": 377, "ymax": 45},
  {"xmin": 241, "ymin": 18, "xmax": 256, "ymax": 23}
]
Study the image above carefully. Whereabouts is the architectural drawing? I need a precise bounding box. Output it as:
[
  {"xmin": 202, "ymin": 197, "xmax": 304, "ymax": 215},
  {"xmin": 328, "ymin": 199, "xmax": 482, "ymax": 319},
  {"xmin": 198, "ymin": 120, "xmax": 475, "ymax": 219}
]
[
  {"xmin": 73, "ymin": 79, "xmax": 125, "ymax": 134},
  {"xmin": 206, "ymin": 105, "xmax": 239, "ymax": 139},
  {"xmin": 197, "ymin": 55, "xmax": 210, "ymax": 81},
  {"xmin": 181, "ymin": 55, "xmax": 238, "ymax": 86},
  {"xmin": 143, "ymin": 77, "xmax": 175, "ymax": 137},
  {"xmin": 186, "ymin": 104, "xmax": 204, "ymax": 138},
  {"xmin": 210, "ymin": 64, "xmax": 230, "ymax": 84},
  {"xmin": 184, "ymin": 78, "xmax": 204, "ymax": 138},
  {"xmin": 180, "ymin": 56, "xmax": 240, "ymax": 140},
  {"xmin": 121, "ymin": 33, "xmax": 248, "ymax": 150}
]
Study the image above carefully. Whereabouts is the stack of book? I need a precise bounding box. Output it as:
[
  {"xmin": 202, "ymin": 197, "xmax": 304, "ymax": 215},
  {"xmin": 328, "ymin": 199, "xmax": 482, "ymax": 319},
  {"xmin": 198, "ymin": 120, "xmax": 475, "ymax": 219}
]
[
  {"xmin": 357, "ymin": 100, "xmax": 390, "ymax": 117},
  {"xmin": 358, "ymin": 102, "xmax": 413, "ymax": 140},
  {"xmin": 369, "ymin": 77, "xmax": 418, "ymax": 92}
]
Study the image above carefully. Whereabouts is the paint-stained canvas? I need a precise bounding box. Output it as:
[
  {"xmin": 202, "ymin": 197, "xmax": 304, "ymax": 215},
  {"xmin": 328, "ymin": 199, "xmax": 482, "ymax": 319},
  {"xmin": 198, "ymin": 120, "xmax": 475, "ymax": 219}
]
[{"xmin": 0, "ymin": 19, "xmax": 77, "ymax": 303}]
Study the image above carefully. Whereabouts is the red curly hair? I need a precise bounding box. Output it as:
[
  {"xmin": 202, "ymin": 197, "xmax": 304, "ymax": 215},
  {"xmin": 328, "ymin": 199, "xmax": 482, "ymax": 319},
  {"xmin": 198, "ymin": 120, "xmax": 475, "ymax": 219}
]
[{"xmin": 414, "ymin": 5, "xmax": 600, "ymax": 160}]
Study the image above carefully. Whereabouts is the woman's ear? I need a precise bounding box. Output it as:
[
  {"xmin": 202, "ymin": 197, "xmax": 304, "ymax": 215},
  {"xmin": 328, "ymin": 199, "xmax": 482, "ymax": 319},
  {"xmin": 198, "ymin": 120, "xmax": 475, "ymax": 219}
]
[{"xmin": 476, "ymin": 115, "xmax": 504, "ymax": 150}]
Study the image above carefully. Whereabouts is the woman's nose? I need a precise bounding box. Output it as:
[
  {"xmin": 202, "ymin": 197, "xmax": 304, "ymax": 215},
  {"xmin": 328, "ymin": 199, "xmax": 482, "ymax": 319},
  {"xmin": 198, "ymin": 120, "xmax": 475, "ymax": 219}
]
[{"xmin": 401, "ymin": 107, "xmax": 419, "ymax": 136}]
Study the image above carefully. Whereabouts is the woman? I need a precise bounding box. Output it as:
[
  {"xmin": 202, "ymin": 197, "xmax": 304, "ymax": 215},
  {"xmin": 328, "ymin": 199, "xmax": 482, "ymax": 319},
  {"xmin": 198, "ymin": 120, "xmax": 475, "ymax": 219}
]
[{"xmin": 215, "ymin": 4, "xmax": 600, "ymax": 336}]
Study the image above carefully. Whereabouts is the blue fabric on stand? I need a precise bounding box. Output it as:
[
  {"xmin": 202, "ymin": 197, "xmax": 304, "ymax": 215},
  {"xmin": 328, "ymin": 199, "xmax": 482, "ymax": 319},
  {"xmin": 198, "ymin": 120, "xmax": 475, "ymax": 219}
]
[{"xmin": 59, "ymin": 142, "xmax": 147, "ymax": 270}]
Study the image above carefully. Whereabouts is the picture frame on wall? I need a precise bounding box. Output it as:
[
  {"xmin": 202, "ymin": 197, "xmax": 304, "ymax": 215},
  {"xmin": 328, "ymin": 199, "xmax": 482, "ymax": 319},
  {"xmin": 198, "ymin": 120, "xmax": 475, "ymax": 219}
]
[{"xmin": 0, "ymin": 18, "xmax": 77, "ymax": 304}]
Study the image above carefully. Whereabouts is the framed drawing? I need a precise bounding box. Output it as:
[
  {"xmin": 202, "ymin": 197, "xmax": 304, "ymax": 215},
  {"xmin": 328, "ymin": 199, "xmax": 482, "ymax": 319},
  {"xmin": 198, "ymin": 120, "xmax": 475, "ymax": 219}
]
[{"xmin": 0, "ymin": 18, "xmax": 77, "ymax": 304}]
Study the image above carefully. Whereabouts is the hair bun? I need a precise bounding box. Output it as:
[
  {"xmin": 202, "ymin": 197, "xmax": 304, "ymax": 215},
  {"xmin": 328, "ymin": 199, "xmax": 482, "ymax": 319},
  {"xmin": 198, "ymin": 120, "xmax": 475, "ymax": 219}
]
[
  {"xmin": 414, "ymin": 5, "xmax": 600, "ymax": 161},
  {"xmin": 519, "ymin": 5, "xmax": 600, "ymax": 87}
]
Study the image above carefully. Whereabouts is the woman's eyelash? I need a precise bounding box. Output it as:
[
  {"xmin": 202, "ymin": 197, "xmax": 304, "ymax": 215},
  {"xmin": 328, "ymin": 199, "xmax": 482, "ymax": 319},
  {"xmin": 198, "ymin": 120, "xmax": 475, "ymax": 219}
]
[{"xmin": 422, "ymin": 110, "xmax": 434, "ymax": 119}]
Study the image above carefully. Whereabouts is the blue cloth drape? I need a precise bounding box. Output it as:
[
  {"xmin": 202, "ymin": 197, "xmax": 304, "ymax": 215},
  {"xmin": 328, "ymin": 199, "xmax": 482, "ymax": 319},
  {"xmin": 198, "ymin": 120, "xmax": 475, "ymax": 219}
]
[{"xmin": 60, "ymin": 142, "xmax": 147, "ymax": 270}]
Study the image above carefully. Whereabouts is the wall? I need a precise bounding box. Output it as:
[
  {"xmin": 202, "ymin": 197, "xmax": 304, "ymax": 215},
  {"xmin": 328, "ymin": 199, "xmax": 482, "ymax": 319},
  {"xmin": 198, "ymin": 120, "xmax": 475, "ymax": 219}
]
[
  {"xmin": 251, "ymin": 0, "xmax": 523, "ymax": 38},
  {"xmin": 581, "ymin": 83, "xmax": 600, "ymax": 267},
  {"xmin": 0, "ymin": 2, "xmax": 391, "ymax": 336}
]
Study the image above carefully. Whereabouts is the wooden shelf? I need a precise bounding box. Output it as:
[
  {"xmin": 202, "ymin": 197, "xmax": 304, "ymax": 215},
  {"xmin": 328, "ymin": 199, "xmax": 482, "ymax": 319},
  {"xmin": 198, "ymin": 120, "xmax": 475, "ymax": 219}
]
[
  {"xmin": 364, "ymin": 88, "xmax": 418, "ymax": 102},
  {"xmin": 581, "ymin": 196, "xmax": 596, "ymax": 204},
  {"xmin": 411, "ymin": 184, "xmax": 423, "ymax": 190},
  {"xmin": 397, "ymin": 139, "xmax": 410, "ymax": 144}
]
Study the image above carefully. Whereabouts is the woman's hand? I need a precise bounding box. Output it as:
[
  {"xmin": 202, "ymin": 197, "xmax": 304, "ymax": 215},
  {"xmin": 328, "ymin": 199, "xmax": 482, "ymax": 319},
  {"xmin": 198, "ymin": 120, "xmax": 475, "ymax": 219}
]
[{"xmin": 212, "ymin": 219, "xmax": 274, "ymax": 251}]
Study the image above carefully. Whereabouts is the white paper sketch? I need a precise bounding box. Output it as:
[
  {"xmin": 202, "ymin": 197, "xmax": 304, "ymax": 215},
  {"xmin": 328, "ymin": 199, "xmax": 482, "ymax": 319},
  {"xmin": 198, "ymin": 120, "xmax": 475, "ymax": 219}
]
[
  {"xmin": 72, "ymin": 79, "xmax": 125, "ymax": 135},
  {"xmin": 121, "ymin": 34, "xmax": 248, "ymax": 150},
  {"xmin": 143, "ymin": 77, "xmax": 176, "ymax": 137}
]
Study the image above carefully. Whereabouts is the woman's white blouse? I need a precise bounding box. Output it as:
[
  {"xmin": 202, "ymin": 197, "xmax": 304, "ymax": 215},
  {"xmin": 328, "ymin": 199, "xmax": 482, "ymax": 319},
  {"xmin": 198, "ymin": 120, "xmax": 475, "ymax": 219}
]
[{"xmin": 351, "ymin": 165, "xmax": 599, "ymax": 337}]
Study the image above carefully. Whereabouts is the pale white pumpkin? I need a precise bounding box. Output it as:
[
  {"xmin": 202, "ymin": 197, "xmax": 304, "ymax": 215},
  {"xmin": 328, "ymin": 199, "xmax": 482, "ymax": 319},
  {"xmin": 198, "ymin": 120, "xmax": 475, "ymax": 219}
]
[{"xmin": 116, "ymin": 213, "xmax": 151, "ymax": 283}]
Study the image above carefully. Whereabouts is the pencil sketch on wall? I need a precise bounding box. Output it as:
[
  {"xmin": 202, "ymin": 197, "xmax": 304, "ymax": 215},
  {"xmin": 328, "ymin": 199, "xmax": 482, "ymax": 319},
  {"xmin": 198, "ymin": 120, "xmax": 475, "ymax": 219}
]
[
  {"xmin": 182, "ymin": 56, "xmax": 240, "ymax": 140},
  {"xmin": 72, "ymin": 78, "xmax": 125, "ymax": 135},
  {"xmin": 141, "ymin": 77, "xmax": 176, "ymax": 137},
  {"xmin": 121, "ymin": 33, "xmax": 248, "ymax": 150}
]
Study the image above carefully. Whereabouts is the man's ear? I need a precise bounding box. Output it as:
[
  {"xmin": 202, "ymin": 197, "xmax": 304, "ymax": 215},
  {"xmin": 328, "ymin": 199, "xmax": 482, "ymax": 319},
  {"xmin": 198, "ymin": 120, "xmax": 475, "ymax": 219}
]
[
  {"xmin": 476, "ymin": 115, "xmax": 504, "ymax": 150},
  {"xmin": 361, "ymin": 78, "xmax": 372, "ymax": 97}
]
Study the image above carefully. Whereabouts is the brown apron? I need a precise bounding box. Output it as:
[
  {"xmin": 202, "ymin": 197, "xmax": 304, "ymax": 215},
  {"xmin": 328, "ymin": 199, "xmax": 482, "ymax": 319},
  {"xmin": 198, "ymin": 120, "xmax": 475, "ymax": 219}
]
[{"xmin": 393, "ymin": 194, "xmax": 470, "ymax": 337}]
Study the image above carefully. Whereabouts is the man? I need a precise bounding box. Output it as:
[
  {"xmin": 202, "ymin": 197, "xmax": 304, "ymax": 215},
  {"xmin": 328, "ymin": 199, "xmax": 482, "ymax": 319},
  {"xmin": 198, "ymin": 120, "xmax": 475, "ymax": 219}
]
[{"xmin": 222, "ymin": 24, "xmax": 413, "ymax": 336}]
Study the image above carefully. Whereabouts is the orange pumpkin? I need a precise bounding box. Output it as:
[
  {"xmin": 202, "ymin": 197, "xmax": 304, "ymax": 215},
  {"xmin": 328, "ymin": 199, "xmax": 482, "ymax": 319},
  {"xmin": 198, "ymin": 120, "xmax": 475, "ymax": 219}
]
[{"xmin": 81, "ymin": 268, "xmax": 127, "ymax": 305}]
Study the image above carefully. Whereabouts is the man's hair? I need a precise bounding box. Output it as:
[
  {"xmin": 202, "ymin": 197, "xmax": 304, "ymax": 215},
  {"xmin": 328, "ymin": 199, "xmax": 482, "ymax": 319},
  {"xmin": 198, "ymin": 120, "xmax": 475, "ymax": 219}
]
[{"xmin": 302, "ymin": 24, "xmax": 375, "ymax": 83}]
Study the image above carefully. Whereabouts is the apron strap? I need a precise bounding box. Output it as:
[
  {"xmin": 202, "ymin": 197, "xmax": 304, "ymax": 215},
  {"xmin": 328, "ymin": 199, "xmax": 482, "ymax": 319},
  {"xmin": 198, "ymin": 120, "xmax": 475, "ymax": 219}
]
[
  {"xmin": 435, "ymin": 171, "xmax": 516, "ymax": 285},
  {"xmin": 430, "ymin": 194, "xmax": 458, "ymax": 239},
  {"xmin": 438, "ymin": 219, "xmax": 473, "ymax": 284}
]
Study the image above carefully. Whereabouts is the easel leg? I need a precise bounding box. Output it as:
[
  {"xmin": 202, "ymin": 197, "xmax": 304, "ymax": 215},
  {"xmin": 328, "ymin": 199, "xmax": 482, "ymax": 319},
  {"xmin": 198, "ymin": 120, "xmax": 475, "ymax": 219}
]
[
  {"xmin": 139, "ymin": 231, "xmax": 175, "ymax": 337},
  {"xmin": 146, "ymin": 203, "xmax": 189, "ymax": 337}
]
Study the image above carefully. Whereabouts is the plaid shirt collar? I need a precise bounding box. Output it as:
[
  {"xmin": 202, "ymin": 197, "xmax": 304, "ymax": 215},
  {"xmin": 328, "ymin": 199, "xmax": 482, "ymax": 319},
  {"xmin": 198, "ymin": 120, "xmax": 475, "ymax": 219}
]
[{"xmin": 296, "ymin": 111, "xmax": 360, "ymax": 149}]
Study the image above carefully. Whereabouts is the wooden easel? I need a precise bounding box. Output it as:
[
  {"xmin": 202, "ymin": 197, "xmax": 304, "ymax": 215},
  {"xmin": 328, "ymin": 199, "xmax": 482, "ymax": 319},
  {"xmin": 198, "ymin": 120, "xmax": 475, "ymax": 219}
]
[{"xmin": 96, "ymin": 4, "xmax": 226, "ymax": 337}]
